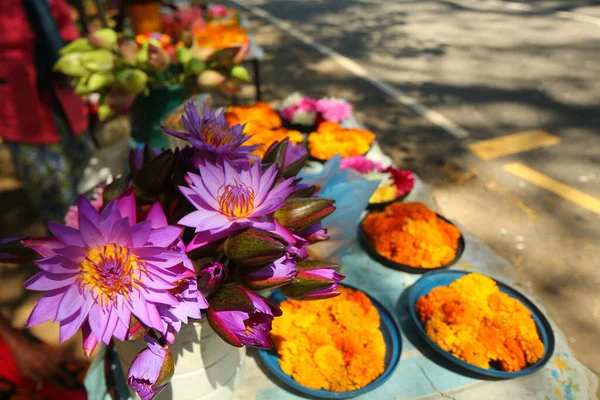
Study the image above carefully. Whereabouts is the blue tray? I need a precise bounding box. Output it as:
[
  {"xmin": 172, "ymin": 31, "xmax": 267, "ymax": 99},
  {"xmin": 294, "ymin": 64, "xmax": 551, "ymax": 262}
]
[
  {"xmin": 257, "ymin": 284, "xmax": 402, "ymax": 399},
  {"xmin": 358, "ymin": 214, "xmax": 465, "ymax": 274},
  {"xmin": 407, "ymin": 270, "xmax": 555, "ymax": 379}
]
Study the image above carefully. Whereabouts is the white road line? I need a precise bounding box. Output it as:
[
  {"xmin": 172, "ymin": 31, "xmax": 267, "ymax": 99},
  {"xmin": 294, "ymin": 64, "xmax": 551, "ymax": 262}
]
[
  {"xmin": 450, "ymin": 0, "xmax": 600, "ymax": 26},
  {"xmin": 231, "ymin": 1, "xmax": 471, "ymax": 139}
]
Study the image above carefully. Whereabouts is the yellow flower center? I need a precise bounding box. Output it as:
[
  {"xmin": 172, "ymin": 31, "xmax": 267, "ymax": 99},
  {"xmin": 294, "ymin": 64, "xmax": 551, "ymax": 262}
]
[
  {"xmin": 202, "ymin": 124, "xmax": 236, "ymax": 147},
  {"xmin": 217, "ymin": 182, "xmax": 255, "ymax": 218},
  {"xmin": 78, "ymin": 244, "xmax": 145, "ymax": 306}
]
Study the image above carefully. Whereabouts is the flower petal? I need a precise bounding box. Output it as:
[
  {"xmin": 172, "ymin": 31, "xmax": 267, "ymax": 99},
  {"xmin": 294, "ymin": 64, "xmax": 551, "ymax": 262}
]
[
  {"xmin": 48, "ymin": 222, "xmax": 85, "ymax": 248},
  {"xmin": 24, "ymin": 271, "xmax": 78, "ymax": 291},
  {"xmin": 26, "ymin": 290, "xmax": 65, "ymax": 327},
  {"xmin": 79, "ymin": 213, "xmax": 106, "ymax": 248},
  {"xmin": 146, "ymin": 203, "xmax": 168, "ymax": 228}
]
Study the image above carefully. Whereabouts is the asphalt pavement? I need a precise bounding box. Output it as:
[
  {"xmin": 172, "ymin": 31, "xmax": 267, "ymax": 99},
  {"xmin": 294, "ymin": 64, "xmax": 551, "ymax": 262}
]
[{"xmin": 228, "ymin": 0, "xmax": 600, "ymax": 378}]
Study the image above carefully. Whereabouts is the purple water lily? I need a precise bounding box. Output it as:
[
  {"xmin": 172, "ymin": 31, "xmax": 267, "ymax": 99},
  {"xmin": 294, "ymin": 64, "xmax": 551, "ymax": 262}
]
[
  {"xmin": 23, "ymin": 190, "xmax": 207, "ymax": 356},
  {"xmin": 207, "ymin": 284, "xmax": 281, "ymax": 348},
  {"xmin": 241, "ymin": 256, "xmax": 297, "ymax": 290},
  {"xmin": 162, "ymin": 103, "xmax": 258, "ymax": 164},
  {"xmin": 179, "ymin": 160, "xmax": 295, "ymax": 251},
  {"xmin": 128, "ymin": 334, "xmax": 174, "ymax": 400}
]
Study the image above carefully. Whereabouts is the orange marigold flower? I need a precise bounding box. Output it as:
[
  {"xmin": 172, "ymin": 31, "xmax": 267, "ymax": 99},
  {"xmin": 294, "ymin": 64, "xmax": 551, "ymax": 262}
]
[
  {"xmin": 362, "ymin": 202, "xmax": 461, "ymax": 268},
  {"xmin": 272, "ymin": 287, "xmax": 386, "ymax": 392},
  {"xmin": 225, "ymin": 102, "xmax": 282, "ymax": 130},
  {"xmin": 416, "ymin": 273, "xmax": 545, "ymax": 372},
  {"xmin": 307, "ymin": 122, "xmax": 375, "ymax": 160},
  {"xmin": 195, "ymin": 25, "xmax": 249, "ymax": 49},
  {"xmin": 225, "ymin": 103, "xmax": 302, "ymax": 157}
]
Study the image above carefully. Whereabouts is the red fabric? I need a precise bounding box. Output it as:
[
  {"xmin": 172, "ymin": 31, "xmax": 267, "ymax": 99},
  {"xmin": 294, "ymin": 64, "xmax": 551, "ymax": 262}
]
[
  {"xmin": 0, "ymin": 0, "xmax": 88, "ymax": 145},
  {"xmin": 0, "ymin": 339, "xmax": 87, "ymax": 399}
]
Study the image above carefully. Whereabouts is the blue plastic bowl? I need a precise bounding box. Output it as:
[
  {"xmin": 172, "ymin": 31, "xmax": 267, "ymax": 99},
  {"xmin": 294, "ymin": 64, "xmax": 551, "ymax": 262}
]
[
  {"xmin": 407, "ymin": 270, "xmax": 555, "ymax": 378},
  {"xmin": 257, "ymin": 285, "xmax": 402, "ymax": 399}
]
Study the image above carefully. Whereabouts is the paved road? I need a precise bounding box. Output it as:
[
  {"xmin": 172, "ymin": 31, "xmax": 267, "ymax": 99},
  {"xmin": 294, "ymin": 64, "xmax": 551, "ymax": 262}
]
[{"xmin": 229, "ymin": 0, "xmax": 600, "ymax": 377}]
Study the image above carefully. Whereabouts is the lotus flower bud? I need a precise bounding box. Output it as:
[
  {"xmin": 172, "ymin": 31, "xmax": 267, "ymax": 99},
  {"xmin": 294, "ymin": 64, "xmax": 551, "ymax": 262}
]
[
  {"xmin": 224, "ymin": 229, "xmax": 286, "ymax": 267},
  {"xmin": 74, "ymin": 76, "xmax": 92, "ymax": 95},
  {"xmin": 196, "ymin": 260, "xmax": 227, "ymax": 298},
  {"xmin": 116, "ymin": 69, "xmax": 148, "ymax": 94},
  {"xmin": 198, "ymin": 70, "xmax": 226, "ymax": 87},
  {"xmin": 97, "ymin": 104, "xmax": 114, "ymax": 121},
  {"xmin": 53, "ymin": 53, "xmax": 88, "ymax": 77},
  {"xmin": 128, "ymin": 335, "xmax": 174, "ymax": 400},
  {"xmin": 240, "ymin": 256, "xmax": 297, "ymax": 290},
  {"xmin": 88, "ymin": 28, "xmax": 118, "ymax": 49},
  {"xmin": 230, "ymin": 65, "xmax": 251, "ymax": 82},
  {"xmin": 59, "ymin": 37, "xmax": 93, "ymax": 55},
  {"xmin": 147, "ymin": 43, "xmax": 170, "ymax": 72},
  {"xmin": 274, "ymin": 198, "xmax": 335, "ymax": 232},
  {"xmin": 279, "ymin": 260, "xmax": 343, "ymax": 300},
  {"xmin": 126, "ymin": 316, "xmax": 148, "ymax": 341},
  {"xmin": 86, "ymin": 72, "xmax": 115, "ymax": 92},
  {"xmin": 207, "ymin": 284, "xmax": 282, "ymax": 348},
  {"xmin": 119, "ymin": 38, "xmax": 139, "ymax": 63},
  {"xmin": 176, "ymin": 47, "xmax": 192, "ymax": 64},
  {"xmin": 187, "ymin": 59, "xmax": 206, "ymax": 76},
  {"xmin": 207, "ymin": 47, "xmax": 239, "ymax": 67},
  {"xmin": 80, "ymin": 49, "xmax": 114, "ymax": 72},
  {"xmin": 263, "ymin": 138, "xmax": 309, "ymax": 178}
]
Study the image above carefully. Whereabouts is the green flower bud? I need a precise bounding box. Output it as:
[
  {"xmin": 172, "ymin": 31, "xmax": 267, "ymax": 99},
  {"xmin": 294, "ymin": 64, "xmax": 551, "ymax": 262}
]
[
  {"xmin": 59, "ymin": 38, "xmax": 93, "ymax": 55},
  {"xmin": 53, "ymin": 53, "xmax": 88, "ymax": 77},
  {"xmin": 224, "ymin": 229, "xmax": 286, "ymax": 267},
  {"xmin": 176, "ymin": 47, "xmax": 192, "ymax": 64},
  {"xmin": 87, "ymin": 73, "xmax": 115, "ymax": 92},
  {"xmin": 230, "ymin": 65, "xmax": 251, "ymax": 82},
  {"xmin": 116, "ymin": 69, "xmax": 148, "ymax": 94},
  {"xmin": 187, "ymin": 59, "xmax": 206, "ymax": 76},
  {"xmin": 80, "ymin": 49, "xmax": 114, "ymax": 72},
  {"xmin": 274, "ymin": 198, "xmax": 336, "ymax": 232},
  {"xmin": 88, "ymin": 28, "xmax": 118, "ymax": 49},
  {"xmin": 197, "ymin": 70, "xmax": 226, "ymax": 87}
]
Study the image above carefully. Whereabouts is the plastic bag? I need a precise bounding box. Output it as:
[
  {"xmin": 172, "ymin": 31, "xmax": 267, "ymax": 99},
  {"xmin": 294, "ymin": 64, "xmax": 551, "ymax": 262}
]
[{"xmin": 298, "ymin": 155, "xmax": 379, "ymax": 261}]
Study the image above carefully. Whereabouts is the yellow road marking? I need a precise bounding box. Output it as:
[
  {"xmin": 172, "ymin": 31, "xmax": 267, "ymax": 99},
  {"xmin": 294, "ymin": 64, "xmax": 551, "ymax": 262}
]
[
  {"xmin": 504, "ymin": 163, "xmax": 600, "ymax": 215},
  {"xmin": 469, "ymin": 130, "xmax": 560, "ymax": 160}
]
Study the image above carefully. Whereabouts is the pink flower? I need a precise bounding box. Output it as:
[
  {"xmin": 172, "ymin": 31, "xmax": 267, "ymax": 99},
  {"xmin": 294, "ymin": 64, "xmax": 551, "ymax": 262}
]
[
  {"xmin": 315, "ymin": 98, "xmax": 352, "ymax": 123},
  {"xmin": 339, "ymin": 156, "xmax": 383, "ymax": 175},
  {"xmin": 298, "ymin": 97, "xmax": 317, "ymax": 112},
  {"xmin": 209, "ymin": 5, "xmax": 228, "ymax": 18},
  {"xmin": 65, "ymin": 186, "xmax": 105, "ymax": 229}
]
